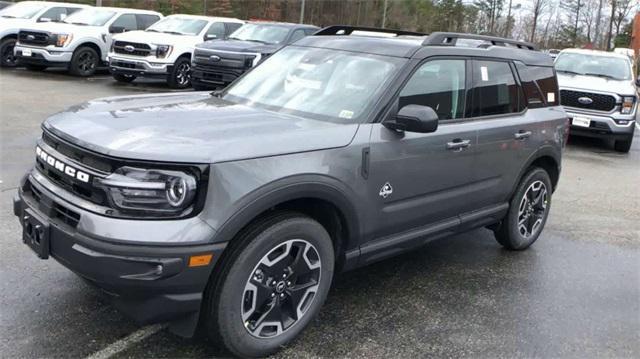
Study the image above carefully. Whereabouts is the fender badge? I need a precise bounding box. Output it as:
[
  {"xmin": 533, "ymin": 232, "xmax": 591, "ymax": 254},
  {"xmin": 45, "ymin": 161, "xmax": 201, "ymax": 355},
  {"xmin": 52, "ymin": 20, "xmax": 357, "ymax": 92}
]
[{"xmin": 379, "ymin": 182, "xmax": 393, "ymax": 199}]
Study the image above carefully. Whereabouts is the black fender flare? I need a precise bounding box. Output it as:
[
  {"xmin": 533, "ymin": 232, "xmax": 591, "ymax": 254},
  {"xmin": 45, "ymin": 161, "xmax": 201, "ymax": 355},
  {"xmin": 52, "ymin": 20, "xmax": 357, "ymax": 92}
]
[
  {"xmin": 510, "ymin": 144, "xmax": 561, "ymax": 197},
  {"xmin": 211, "ymin": 174, "xmax": 362, "ymax": 254}
]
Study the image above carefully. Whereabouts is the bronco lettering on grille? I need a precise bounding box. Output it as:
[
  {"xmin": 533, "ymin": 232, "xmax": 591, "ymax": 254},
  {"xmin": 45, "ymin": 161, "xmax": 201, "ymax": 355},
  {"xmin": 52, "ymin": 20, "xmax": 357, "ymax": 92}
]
[{"xmin": 36, "ymin": 146, "xmax": 90, "ymax": 183}]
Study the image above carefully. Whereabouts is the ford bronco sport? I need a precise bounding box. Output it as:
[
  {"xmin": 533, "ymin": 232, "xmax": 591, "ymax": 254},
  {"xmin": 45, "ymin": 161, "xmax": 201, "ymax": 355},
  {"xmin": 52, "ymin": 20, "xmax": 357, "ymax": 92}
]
[
  {"xmin": 556, "ymin": 49, "xmax": 637, "ymax": 152},
  {"xmin": 14, "ymin": 26, "xmax": 566, "ymax": 357}
]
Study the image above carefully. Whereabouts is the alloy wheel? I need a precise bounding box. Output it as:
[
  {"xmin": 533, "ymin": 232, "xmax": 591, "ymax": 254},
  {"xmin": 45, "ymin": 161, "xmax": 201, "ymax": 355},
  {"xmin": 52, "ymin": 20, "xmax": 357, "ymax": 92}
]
[
  {"xmin": 241, "ymin": 239, "xmax": 321, "ymax": 338},
  {"xmin": 517, "ymin": 180, "xmax": 548, "ymax": 238},
  {"xmin": 175, "ymin": 62, "xmax": 191, "ymax": 86},
  {"xmin": 2, "ymin": 42, "xmax": 16, "ymax": 66},
  {"xmin": 78, "ymin": 51, "xmax": 96, "ymax": 74}
]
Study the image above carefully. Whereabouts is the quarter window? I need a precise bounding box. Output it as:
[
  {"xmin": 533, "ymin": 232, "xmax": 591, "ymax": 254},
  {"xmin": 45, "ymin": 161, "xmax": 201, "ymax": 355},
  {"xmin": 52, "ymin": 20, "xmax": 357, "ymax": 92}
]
[
  {"xmin": 399, "ymin": 59, "xmax": 466, "ymax": 120},
  {"xmin": 469, "ymin": 60, "xmax": 522, "ymax": 117}
]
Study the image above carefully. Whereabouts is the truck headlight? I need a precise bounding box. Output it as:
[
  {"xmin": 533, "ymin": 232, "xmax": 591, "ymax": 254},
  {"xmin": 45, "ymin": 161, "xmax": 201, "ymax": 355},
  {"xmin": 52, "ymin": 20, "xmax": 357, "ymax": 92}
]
[
  {"xmin": 97, "ymin": 167, "xmax": 197, "ymax": 217},
  {"xmin": 621, "ymin": 96, "xmax": 636, "ymax": 114},
  {"xmin": 155, "ymin": 44, "xmax": 173, "ymax": 59},
  {"xmin": 54, "ymin": 34, "xmax": 72, "ymax": 47}
]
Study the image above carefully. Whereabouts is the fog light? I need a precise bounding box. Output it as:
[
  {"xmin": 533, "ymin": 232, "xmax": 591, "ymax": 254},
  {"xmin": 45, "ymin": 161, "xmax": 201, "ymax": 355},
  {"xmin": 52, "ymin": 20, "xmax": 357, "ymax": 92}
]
[{"xmin": 617, "ymin": 120, "xmax": 628, "ymax": 125}]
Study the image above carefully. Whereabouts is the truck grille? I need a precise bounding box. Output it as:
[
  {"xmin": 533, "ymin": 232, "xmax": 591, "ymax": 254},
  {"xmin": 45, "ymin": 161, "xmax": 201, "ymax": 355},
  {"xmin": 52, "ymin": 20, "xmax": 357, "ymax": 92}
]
[
  {"xmin": 112, "ymin": 41, "xmax": 152, "ymax": 57},
  {"xmin": 28, "ymin": 181, "xmax": 81, "ymax": 228},
  {"xmin": 560, "ymin": 90, "xmax": 616, "ymax": 112},
  {"xmin": 18, "ymin": 30, "xmax": 51, "ymax": 46}
]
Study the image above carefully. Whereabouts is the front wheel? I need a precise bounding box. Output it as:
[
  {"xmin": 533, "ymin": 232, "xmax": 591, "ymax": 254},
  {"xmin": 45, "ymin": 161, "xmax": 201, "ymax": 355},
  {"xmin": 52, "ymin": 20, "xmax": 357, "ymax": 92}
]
[
  {"xmin": 0, "ymin": 38, "xmax": 17, "ymax": 67},
  {"xmin": 70, "ymin": 46, "xmax": 99, "ymax": 77},
  {"xmin": 494, "ymin": 167, "xmax": 552, "ymax": 250},
  {"xmin": 168, "ymin": 57, "xmax": 191, "ymax": 89},
  {"xmin": 203, "ymin": 212, "xmax": 334, "ymax": 357}
]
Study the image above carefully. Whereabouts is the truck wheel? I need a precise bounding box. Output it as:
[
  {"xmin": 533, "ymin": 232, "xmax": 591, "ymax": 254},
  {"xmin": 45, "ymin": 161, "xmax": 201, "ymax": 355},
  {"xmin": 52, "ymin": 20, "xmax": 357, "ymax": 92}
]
[
  {"xmin": 203, "ymin": 211, "xmax": 334, "ymax": 357},
  {"xmin": 113, "ymin": 73, "xmax": 136, "ymax": 83},
  {"xmin": 70, "ymin": 46, "xmax": 98, "ymax": 77},
  {"xmin": 24, "ymin": 64, "xmax": 47, "ymax": 71},
  {"xmin": 494, "ymin": 167, "xmax": 552, "ymax": 250},
  {"xmin": 614, "ymin": 136, "xmax": 633, "ymax": 153},
  {"xmin": 168, "ymin": 57, "xmax": 191, "ymax": 89},
  {"xmin": 0, "ymin": 38, "xmax": 17, "ymax": 67}
]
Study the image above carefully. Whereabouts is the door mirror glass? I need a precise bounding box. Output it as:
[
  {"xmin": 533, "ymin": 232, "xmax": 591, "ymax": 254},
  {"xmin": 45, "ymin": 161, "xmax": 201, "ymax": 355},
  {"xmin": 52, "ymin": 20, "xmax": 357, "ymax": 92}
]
[{"xmin": 384, "ymin": 104, "xmax": 439, "ymax": 133}]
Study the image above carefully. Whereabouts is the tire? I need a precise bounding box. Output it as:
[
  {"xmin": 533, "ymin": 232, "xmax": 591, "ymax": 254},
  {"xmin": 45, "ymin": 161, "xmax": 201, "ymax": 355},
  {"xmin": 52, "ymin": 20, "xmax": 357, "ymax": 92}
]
[
  {"xmin": 25, "ymin": 64, "xmax": 47, "ymax": 71},
  {"xmin": 69, "ymin": 46, "xmax": 99, "ymax": 77},
  {"xmin": 167, "ymin": 57, "xmax": 192, "ymax": 89},
  {"xmin": 0, "ymin": 38, "xmax": 17, "ymax": 67},
  {"xmin": 113, "ymin": 73, "xmax": 136, "ymax": 83},
  {"xmin": 614, "ymin": 136, "xmax": 633, "ymax": 153},
  {"xmin": 494, "ymin": 167, "xmax": 553, "ymax": 250},
  {"xmin": 203, "ymin": 211, "xmax": 335, "ymax": 357}
]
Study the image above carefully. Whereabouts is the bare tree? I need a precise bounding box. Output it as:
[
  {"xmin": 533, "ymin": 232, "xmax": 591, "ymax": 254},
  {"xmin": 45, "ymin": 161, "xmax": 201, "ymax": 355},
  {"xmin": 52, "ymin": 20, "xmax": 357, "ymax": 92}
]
[{"xmin": 530, "ymin": 0, "xmax": 548, "ymax": 42}]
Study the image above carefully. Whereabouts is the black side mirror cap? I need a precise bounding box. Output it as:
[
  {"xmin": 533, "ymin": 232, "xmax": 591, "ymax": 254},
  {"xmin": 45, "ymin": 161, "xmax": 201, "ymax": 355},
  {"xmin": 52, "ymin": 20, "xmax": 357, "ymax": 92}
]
[{"xmin": 383, "ymin": 104, "xmax": 439, "ymax": 133}]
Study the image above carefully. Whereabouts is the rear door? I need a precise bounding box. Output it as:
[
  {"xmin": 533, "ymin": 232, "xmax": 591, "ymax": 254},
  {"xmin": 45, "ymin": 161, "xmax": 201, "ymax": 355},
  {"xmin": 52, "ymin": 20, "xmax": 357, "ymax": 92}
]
[{"xmin": 366, "ymin": 58, "xmax": 479, "ymax": 239}]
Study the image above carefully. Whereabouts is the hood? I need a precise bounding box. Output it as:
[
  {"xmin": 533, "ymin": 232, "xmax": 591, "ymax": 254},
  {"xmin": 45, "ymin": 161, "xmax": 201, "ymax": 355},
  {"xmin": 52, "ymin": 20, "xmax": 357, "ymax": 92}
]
[
  {"xmin": 114, "ymin": 30, "xmax": 199, "ymax": 45},
  {"xmin": 557, "ymin": 73, "xmax": 637, "ymax": 96},
  {"xmin": 0, "ymin": 17, "xmax": 32, "ymax": 34},
  {"xmin": 21, "ymin": 21, "xmax": 101, "ymax": 35},
  {"xmin": 198, "ymin": 39, "xmax": 280, "ymax": 54},
  {"xmin": 42, "ymin": 92, "xmax": 358, "ymax": 164}
]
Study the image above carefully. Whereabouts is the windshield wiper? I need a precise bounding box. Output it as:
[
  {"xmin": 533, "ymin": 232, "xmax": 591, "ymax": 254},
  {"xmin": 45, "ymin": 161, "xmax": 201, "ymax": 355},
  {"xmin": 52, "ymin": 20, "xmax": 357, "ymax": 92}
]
[
  {"xmin": 1, "ymin": 15, "xmax": 17, "ymax": 18},
  {"xmin": 146, "ymin": 29, "xmax": 160, "ymax": 32},
  {"xmin": 69, "ymin": 22, "xmax": 89, "ymax": 26},
  {"xmin": 583, "ymin": 72, "xmax": 623, "ymax": 80},
  {"xmin": 557, "ymin": 69, "xmax": 582, "ymax": 76},
  {"xmin": 243, "ymin": 39, "xmax": 269, "ymax": 44},
  {"xmin": 163, "ymin": 31, "xmax": 185, "ymax": 35}
]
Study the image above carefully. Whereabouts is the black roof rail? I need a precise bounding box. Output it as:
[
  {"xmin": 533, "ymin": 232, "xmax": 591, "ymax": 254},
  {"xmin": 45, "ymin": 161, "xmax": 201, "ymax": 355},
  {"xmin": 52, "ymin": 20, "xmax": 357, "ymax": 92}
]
[
  {"xmin": 423, "ymin": 32, "xmax": 538, "ymax": 51},
  {"xmin": 314, "ymin": 25, "xmax": 427, "ymax": 37}
]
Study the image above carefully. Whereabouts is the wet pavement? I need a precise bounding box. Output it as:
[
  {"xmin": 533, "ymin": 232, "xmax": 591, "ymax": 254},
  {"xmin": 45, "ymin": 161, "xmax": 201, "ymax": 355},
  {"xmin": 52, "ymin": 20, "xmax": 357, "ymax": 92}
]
[{"xmin": 1, "ymin": 68, "xmax": 638, "ymax": 358}]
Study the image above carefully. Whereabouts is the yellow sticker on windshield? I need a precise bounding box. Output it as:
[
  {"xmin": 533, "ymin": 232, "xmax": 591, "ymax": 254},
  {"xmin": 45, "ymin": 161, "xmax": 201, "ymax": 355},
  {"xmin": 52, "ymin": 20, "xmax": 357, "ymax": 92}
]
[{"xmin": 339, "ymin": 110, "xmax": 354, "ymax": 119}]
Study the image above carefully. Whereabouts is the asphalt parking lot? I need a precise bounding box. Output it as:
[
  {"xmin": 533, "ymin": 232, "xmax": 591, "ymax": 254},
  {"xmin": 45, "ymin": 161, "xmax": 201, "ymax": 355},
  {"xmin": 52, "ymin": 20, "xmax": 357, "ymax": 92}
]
[{"xmin": 1, "ymin": 68, "xmax": 639, "ymax": 358}]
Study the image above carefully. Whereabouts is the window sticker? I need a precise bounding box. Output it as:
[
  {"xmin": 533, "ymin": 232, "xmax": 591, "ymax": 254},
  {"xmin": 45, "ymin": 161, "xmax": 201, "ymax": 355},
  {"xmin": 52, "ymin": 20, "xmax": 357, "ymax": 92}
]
[
  {"xmin": 339, "ymin": 110, "xmax": 354, "ymax": 119},
  {"xmin": 480, "ymin": 66, "xmax": 489, "ymax": 81},
  {"xmin": 547, "ymin": 92, "xmax": 555, "ymax": 103}
]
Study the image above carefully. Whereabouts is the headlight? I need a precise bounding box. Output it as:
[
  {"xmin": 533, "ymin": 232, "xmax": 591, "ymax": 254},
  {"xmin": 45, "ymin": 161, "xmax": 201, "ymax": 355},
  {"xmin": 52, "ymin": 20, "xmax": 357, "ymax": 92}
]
[
  {"xmin": 97, "ymin": 167, "xmax": 197, "ymax": 217},
  {"xmin": 55, "ymin": 34, "xmax": 72, "ymax": 47},
  {"xmin": 621, "ymin": 96, "xmax": 636, "ymax": 114},
  {"xmin": 155, "ymin": 44, "xmax": 173, "ymax": 59}
]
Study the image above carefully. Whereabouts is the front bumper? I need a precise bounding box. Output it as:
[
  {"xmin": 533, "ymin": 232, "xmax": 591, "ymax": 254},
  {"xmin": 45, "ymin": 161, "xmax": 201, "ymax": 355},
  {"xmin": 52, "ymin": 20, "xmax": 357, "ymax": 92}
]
[
  {"xmin": 108, "ymin": 55, "xmax": 171, "ymax": 78},
  {"xmin": 13, "ymin": 173, "xmax": 226, "ymax": 334},
  {"xmin": 14, "ymin": 44, "xmax": 72, "ymax": 67},
  {"xmin": 565, "ymin": 109, "xmax": 636, "ymax": 139}
]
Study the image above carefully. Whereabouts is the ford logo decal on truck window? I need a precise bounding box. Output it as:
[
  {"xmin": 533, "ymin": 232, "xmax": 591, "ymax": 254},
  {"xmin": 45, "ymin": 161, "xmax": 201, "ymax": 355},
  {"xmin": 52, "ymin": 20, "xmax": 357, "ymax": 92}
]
[{"xmin": 578, "ymin": 97, "xmax": 593, "ymax": 105}]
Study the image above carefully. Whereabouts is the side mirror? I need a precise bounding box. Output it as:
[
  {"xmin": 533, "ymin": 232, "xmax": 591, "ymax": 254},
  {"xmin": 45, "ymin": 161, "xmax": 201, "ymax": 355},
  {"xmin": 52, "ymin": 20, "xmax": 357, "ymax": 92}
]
[
  {"xmin": 204, "ymin": 34, "xmax": 217, "ymax": 41},
  {"xmin": 109, "ymin": 26, "xmax": 126, "ymax": 34},
  {"xmin": 635, "ymin": 76, "xmax": 640, "ymax": 87},
  {"xmin": 383, "ymin": 104, "xmax": 439, "ymax": 133}
]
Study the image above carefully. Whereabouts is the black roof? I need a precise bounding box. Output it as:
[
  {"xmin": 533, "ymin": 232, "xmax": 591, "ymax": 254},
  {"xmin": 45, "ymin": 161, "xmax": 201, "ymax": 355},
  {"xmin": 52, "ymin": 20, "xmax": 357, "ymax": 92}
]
[{"xmin": 295, "ymin": 26, "xmax": 553, "ymax": 67}]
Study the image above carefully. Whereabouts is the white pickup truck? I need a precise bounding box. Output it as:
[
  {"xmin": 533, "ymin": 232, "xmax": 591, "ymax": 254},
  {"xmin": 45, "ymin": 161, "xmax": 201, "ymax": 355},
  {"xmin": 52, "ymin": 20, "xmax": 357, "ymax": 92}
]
[
  {"xmin": 107, "ymin": 14, "xmax": 244, "ymax": 88},
  {"xmin": 0, "ymin": 1, "xmax": 89, "ymax": 67},
  {"xmin": 14, "ymin": 6, "xmax": 161, "ymax": 76}
]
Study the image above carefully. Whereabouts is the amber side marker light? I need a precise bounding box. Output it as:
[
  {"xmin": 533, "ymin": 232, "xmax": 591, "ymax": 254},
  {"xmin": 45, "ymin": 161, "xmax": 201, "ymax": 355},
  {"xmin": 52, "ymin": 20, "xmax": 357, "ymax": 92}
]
[{"xmin": 189, "ymin": 254, "xmax": 213, "ymax": 267}]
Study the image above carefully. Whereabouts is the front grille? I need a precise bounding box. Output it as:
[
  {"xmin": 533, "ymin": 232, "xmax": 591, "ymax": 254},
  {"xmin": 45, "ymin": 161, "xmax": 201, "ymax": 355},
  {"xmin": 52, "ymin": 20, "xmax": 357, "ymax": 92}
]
[
  {"xmin": 113, "ymin": 41, "xmax": 152, "ymax": 57},
  {"xmin": 18, "ymin": 30, "xmax": 50, "ymax": 46},
  {"xmin": 42, "ymin": 132, "xmax": 114, "ymax": 173},
  {"xmin": 29, "ymin": 182, "xmax": 81, "ymax": 228},
  {"xmin": 560, "ymin": 90, "xmax": 616, "ymax": 112}
]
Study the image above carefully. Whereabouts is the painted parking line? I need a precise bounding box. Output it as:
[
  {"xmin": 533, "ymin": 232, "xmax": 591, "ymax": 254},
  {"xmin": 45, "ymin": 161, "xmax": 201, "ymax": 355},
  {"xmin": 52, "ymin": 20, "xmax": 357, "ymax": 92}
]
[{"xmin": 85, "ymin": 324, "xmax": 166, "ymax": 359}]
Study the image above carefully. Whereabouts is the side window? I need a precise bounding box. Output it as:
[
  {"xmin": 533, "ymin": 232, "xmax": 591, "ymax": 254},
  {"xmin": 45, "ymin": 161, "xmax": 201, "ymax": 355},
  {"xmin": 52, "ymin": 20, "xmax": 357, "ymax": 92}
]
[
  {"xmin": 206, "ymin": 22, "xmax": 226, "ymax": 39},
  {"xmin": 304, "ymin": 28, "xmax": 317, "ymax": 35},
  {"xmin": 398, "ymin": 59, "xmax": 466, "ymax": 120},
  {"xmin": 136, "ymin": 14, "xmax": 160, "ymax": 30},
  {"xmin": 66, "ymin": 7, "xmax": 83, "ymax": 17},
  {"xmin": 110, "ymin": 14, "xmax": 137, "ymax": 32},
  {"xmin": 38, "ymin": 7, "xmax": 67, "ymax": 22},
  {"xmin": 515, "ymin": 62, "xmax": 544, "ymax": 108},
  {"xmin": 289, "ymin": 29, "xmax": 306, "ymax": 43},
  {"xmin": 533, "ymin": 67, "xmax": 558, "ymax": 106},
  {"xmin": 225, "ymin": 22, "xmax": 243, "ymax": 36},
  {"xmin": 468, "ymin": 60, "xmax": 522, "ymax": 117}
]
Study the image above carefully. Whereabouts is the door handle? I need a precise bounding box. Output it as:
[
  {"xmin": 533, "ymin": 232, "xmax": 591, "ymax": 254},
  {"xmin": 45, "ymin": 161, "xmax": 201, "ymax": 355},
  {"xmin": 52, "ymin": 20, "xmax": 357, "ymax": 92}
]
[
  {"xmin": 446, "ymin": 139, "xmax": 471, "ymax": 151},
  {"xmin": 514, "ymin": 131, "xmax": 532, "ymax": 140}
]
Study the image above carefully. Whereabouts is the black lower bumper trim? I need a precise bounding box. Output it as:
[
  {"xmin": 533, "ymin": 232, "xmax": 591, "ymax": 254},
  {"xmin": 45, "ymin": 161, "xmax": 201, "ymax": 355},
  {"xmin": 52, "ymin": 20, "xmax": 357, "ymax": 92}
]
[
  {"xmin": 16, "ymin": 54, "xmax": 68, "ymax": 68},
  {"xmin": 110, "ymin": 67, "xmax": 169, "ymax": 79}
]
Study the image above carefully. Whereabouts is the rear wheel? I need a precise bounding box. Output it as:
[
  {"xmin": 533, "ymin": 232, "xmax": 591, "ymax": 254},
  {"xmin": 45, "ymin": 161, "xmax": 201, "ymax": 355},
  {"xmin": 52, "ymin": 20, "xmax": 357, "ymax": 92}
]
[
  {"xmin": 24, "ymin": 64, "xmax": 47, "ymax": 71},
  {"xmin": 113, "ymin": 73, "xmax": 136, "ymax": 83},
  {"xmin": 494, "ymin": 167, "xmax": 552, "ymax": 250},
  {"xmin": 0, "ymin": 38, "xmax": 17, "ymax": 67},
  {"xmin": 614, "ymin": 135, "xmax": 633, "ymax": 153},
  {"xmin": 203, "ymin": 212, "xmax": 334, "ymax": 357},
  {"xmin": 168, "ymin": 57, "xmax": 191, "ymax": 89},
  {"xmin": 70, "ymin": 46, "xmax": 99, "ymax": 77}
]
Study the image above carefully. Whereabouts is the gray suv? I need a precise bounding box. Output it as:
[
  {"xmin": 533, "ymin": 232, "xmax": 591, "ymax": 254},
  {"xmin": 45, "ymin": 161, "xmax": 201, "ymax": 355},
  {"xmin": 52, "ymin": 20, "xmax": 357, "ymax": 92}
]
[{"xmin": 13, "ymin": 27, "xmax": 567, "ymax": 357}]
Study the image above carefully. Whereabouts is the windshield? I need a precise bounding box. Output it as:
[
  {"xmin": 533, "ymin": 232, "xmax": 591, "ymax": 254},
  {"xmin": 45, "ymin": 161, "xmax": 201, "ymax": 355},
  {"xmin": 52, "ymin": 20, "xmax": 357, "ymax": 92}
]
[
  {"xmin": 229, "ymin": 24, "xmax": 291, "ymax": 44},
  {"xmin": 0, "ymin": 2, "xmax": 46, "ymax": 19},
  {"xmin": 224, "ymin": 46, "xmax": 406, "ymax": 123},
  {"xmin": 147, "ymin": 17, "xmax": 208, "ymax": 35},
  {"xmin": 63, "ymin": 8, "xmax": 116, "ymax": 26},
  {"xmin": 555, "ymin": 53, "xmax": 632, "ymax": 80}
]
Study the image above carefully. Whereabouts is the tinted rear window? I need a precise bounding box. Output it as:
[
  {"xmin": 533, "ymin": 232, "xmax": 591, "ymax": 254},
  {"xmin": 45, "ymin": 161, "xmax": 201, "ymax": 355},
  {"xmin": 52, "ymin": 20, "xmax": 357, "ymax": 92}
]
[{"xmin": 515, "ymin": 63, "xmax": 558, "ymax": 107}]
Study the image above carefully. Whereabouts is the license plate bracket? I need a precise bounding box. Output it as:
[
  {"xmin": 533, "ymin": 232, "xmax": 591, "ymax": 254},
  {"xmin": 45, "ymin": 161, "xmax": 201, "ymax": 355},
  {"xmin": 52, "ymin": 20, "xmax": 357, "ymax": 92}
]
[
  {"xmin": 22, "ymin": 48, "xmax": 32, "ymax": 57},
  {"xmin": 572, "ymin": 116, "xmax": 591, "ymax": 128},
  {"xmin": 22, "ymin": 208, "xmax": 50, "ymax": 260}
]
